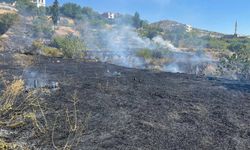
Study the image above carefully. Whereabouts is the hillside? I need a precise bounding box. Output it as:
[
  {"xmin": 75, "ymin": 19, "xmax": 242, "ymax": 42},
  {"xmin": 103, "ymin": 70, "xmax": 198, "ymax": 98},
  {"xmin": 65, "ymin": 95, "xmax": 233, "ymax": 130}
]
[
  {"xmin": 151, "ymin": 20, "xmax": 224, "ymax": 38},
  {"xmin": 0, "ymin": 53, "xmax": 250, "ymax": 149},
  {"xmin": 1, "ymin": 2, "xmax": 250, "ymax": 149}
]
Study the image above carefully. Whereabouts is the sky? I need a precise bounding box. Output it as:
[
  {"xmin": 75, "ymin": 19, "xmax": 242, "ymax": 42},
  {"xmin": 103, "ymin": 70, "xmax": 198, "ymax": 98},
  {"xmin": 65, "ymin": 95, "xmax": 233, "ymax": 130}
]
[{"xmin": 47, "ymin": 0, "xmax": 250, "ymax": 35}]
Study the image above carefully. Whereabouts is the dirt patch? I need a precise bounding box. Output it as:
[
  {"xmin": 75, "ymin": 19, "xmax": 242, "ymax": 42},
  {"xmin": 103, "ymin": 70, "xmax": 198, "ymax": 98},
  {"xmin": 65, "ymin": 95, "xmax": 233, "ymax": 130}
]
[{"xmin": 55, "ymin": 26, "xmax": 80, "ymax": 37}]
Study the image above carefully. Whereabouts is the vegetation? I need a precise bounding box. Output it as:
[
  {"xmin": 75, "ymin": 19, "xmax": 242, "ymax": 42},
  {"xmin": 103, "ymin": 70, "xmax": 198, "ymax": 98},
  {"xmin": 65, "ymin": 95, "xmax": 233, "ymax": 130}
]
[
  {"xmin": 33, "ymin": 16, "xmax": 53, "ymax": 37},
  {"xmin": 227, "ymin": 41, "xmax": 247, "ymax": 52},
  {"xmin": 0, "ymin": 13, "xmax": 18, "ymax": 35},
  {"xmin": 32, "ymin": 40, "xmax": 63, "ymax": 57},
  {"xmin": 139, "ymin": 25, "xmax": 163, "ymax": 39},
  {"xmin": 15, "ymin": 0, "xmax": 37, "ymax": 15},
  {"xmin": 136, "ymin": 48, "xmax": 152, "ymax": 59},
  {"xmin": 136, "ymin": 48, "xmax": 168, "ymax": 60},
  {"xmin": 206, "ymin": 37, "xmax": 228, "ymax": 50},
  {"xmin": 215, "ymin": 38, "xmax": 250, "ymax": 79},
  {"xmin": 51, "ymin": 0, "xmax": 60, "ymax": 26},
  {"xmin": 51, "ymin": 34, "xmax": 86, "ymax": 58},
  {"xmin": 60, "ymin": 3, "xmax": 82, "ymax": 19},
  {"xmin": 133, "ymin": 12, "xmax": 143, "ymax": 29},
  {"xmin": 42, "ymin": 46, "xmax": 63, "ymax": 57},
  {"xmin": 0, "ymin": 78, "xmax": 88, "ymax": 149},
  {"xmin": 82, "ymin": 7, "xmax": 100, "ymax": 20}
]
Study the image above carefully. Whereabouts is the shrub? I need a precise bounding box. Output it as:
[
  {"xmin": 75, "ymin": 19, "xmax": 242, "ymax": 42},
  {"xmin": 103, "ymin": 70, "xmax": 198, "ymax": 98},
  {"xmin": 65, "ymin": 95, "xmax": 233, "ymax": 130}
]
[
  {"xmin": 228, "ymin": 42, "xmax": 246, "ymax": 52},
  {"xmin": 42, "ymin": 46, "xmax": 63, "ymax": 57},
  {"xmin": 51, "ymin": 34, "xmax": 86, "ymax": 58},
  {"xmin": 206, "ymin": 38, "xmax": 228, "ymax": 50},
  {"xmin": 0, "ymin": 13, "xmax": 18, "ymax": 35},
  {"xmin": 136, "ymin": 48, "xmax": 152, "ymax": 59},
  {"xmin": 140, "ymin": 26, "xmax": 163, "ymax": 39},
  {"xmin": 32, "ymin": 40, "xmax": 63, "ymax": 57},
  {"xmin": 136, "ymin": 48, "xmax": 168, "ymax": 60},
  {"xmin": 32, "ymin": 40, "xmax": 44, "ymax": 49}
]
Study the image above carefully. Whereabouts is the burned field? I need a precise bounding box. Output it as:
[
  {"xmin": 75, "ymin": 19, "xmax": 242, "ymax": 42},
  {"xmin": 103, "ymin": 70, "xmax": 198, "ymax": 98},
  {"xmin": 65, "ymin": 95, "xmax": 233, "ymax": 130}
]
[{"xmin": 1, "ymin": 53, "xmax": 250, "ymax": 149}]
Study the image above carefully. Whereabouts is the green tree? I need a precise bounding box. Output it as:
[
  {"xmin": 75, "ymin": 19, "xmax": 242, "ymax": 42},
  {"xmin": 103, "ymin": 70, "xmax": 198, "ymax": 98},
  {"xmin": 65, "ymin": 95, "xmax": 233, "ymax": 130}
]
[
  {"xmin": 32, "ymin": 15, "xmax": 53, "ymax": 38},
  {"xmin": 16, "ymin": 0, "xmax": 36, "ymax": 15},
  {"xmin": 60, "ymin": 3, "xmax": 82, "ymax": 19},
  {"xmin": 81, "ymin": 7, "xmax": 101, "ymax": 20},
  {"xmin": 51, "ymin": 0, "xmax": 60, "ymax": 26},
  {"xmin": 133, "ymin": 12, "xmax": 142, "ymax": 29},
  {"xmin": 0, "ymin": 13, "xmax": 18, "ymax": 35}
]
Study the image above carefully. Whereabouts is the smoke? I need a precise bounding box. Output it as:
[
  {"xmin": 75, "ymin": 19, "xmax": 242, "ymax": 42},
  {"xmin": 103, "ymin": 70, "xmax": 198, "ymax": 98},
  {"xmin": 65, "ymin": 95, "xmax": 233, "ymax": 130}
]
[
  {"xmin": 22, "ymin": 69, "xmax": 48, "ymax": 89},
  {"xmin": 80, "ymin": 22, "xmax": 154, "ymax": 68},
  {"xmin": 70, "ymin": 14, "xmax": 219, "ymax": 77},
  {"xmin": 22, "ymin": 68, "xmax": 58, "ymax": 90},
  {"xmin": 78, "ymin": 20, "xmax": 215, "ymax": 75},
  {"xmin": 163, "ymin": 51, "xmax": 214, "ymax": 74},
  {"xmin": 152, "ymin": 36, "xmax": 179, "ymax": 51}
]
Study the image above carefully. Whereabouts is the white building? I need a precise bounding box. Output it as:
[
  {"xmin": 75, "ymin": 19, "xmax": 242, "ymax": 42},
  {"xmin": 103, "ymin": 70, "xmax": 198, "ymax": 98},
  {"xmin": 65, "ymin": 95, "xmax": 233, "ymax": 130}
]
[
  {"xmin": 32, "ymin": 0, "xmax": 46, "ymax": 8},
  {"xmin": 102, "ymin": 12, "xmax": 119, "ymax": 19}
]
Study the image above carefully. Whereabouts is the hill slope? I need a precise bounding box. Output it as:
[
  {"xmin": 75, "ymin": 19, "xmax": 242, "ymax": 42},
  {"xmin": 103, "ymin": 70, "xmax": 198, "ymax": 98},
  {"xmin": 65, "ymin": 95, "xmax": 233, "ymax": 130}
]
[
  {"xmin": 0, "ymin": 54, "xmax": 250, "ymax": 149},
  {"xmin": 151, "ymin": 20, "xmax": 224, "ymax": 38}
]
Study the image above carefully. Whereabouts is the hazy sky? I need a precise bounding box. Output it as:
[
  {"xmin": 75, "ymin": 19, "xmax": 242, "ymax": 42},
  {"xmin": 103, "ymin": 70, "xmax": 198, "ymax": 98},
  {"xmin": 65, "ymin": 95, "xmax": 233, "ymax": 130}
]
[{"xmin": 47, "ymin": 0, "xmax": 250, "ymax": 35}]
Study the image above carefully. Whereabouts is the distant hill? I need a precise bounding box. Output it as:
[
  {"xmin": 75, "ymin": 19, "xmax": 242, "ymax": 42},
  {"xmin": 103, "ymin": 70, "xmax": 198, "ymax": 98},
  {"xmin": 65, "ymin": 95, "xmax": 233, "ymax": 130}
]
[{"xmin": 151, "ymin": 20, "xmax": 224, "ymax": 38}]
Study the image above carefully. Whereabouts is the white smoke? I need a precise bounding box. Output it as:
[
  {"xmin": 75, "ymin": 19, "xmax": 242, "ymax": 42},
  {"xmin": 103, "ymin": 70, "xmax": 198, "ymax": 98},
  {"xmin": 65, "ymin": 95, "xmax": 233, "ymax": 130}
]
[
  {"xmin": 152, "ymin": 36, "xmax": 179, "ymax": 51},
  {"xmin": 164, "ymin": 51, "xmax": 214, "ymax": 74},
  {"xmin": 22, "ymin": 69, "xmax": 48, "ymax": 89},
  {"xmin": 103, "ymin": 25, "xmax": 152, "ymax": 51},
  {"xmin": 22, "ymin": 68, "xmax": 59, "ymax": 90},
  {"xmin": 78, "ymin": 20, "xmax": 215, "ymax": 74}
]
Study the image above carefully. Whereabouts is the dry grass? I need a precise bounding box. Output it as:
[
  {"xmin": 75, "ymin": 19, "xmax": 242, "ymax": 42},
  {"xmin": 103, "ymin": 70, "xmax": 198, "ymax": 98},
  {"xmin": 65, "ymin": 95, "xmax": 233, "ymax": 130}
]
[
  {"xmin": 0, "ymin": 79, "xmax": 47, "ymax": 146},
  {"xmin": 0, "ymin": 79, "xmax": 24, "ymax": 114},
  {"xmin": 13, "ymin": 54, "xmax": 35, "ymax": 67},
  {"xmin": 0, "ymin": 9, "xmax": 15, "ymax": 15},
  {"xmin": 42, "ymin": 47, "xmax": 63, "ymax": 57},
  {"xmin": 0, "ymin": 79, "xmax": 89, "ymax": 149},
  {"xmin": 54, "ymin": 26, "xmax": 80, "ymax": 37},
  {"xmin": 52, "ymin": 91, "xmax": 89, "ymax": 150},
  {"xmin": 0, "ymin": 139, "xmax": 18, "ymax": 150}
]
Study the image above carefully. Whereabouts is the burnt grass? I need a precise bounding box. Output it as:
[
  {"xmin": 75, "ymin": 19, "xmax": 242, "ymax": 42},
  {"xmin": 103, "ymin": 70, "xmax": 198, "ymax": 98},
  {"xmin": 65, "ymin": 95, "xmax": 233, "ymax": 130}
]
[{"xmin": 1, "ymin": 53, "xmax": 250, "ymax": 149}]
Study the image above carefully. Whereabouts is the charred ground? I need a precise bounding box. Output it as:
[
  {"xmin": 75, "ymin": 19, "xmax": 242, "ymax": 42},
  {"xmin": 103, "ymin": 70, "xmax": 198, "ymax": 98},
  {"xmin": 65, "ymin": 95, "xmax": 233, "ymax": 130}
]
[{"xmin": 1, "ymin": 53, "xmax": 250, "ymax": 149}]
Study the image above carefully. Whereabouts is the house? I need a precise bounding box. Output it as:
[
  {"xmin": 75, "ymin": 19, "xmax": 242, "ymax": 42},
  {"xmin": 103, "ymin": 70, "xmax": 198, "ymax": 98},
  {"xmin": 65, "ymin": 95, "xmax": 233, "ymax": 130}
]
[
  {"xmin": 102, "ymin": 12, "xmax": 119, "ymax": 19},
  {"xmin": 31, "ymin": 0, "xmax": 46, "ymax": 8}
]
